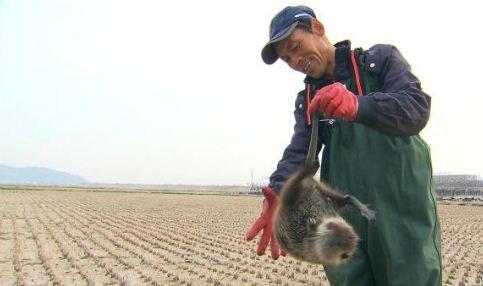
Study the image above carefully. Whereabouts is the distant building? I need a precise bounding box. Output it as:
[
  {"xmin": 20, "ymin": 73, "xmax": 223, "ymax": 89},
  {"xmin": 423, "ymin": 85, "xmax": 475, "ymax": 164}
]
[
  {"xmin": 434, "ymin": 174, "xmax": 482, "ymax": 197},
  {"xmin": 434, "ymin": 174, "xmax": 478, "ymax": 183}
]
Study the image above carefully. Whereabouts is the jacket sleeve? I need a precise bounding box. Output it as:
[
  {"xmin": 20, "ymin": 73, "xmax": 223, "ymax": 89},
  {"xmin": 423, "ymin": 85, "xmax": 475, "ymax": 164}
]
[
  {"xmin": 353, "ymin": 45, "xmax": 431, "ymax": 136},
  {"xmin": 269, "ymin": 93, "xmax": 312, "ymax": 195}
]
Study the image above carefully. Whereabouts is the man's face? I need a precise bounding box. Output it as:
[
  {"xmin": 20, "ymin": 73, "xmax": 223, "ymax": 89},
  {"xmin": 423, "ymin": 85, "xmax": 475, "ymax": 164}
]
[{"xmin": 275, "ymin": 27, "xmax": 330, "ymax": 79}]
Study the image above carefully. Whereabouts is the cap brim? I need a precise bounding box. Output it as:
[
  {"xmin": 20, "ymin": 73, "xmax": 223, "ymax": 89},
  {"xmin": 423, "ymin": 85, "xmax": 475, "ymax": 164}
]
[{"xmin": 261, "ymin": 22, "xmax": 298, "ymax": 65}]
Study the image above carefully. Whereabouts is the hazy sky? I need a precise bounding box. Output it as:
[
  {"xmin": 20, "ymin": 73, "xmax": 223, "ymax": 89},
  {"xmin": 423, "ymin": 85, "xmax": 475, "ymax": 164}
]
[{"xmin": 1, "ymin": 0, "xmax": 482, "ymax": 185}]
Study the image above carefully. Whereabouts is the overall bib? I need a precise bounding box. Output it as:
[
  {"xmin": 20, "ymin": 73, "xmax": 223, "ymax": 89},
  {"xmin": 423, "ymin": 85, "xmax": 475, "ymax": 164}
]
[{"xmin": 321, "ymin": 50, "xmax": 442, "ymax": 286}]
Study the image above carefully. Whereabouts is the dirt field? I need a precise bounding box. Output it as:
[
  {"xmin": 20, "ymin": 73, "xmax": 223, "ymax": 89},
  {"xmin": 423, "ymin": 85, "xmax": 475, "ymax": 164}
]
[{"xmin": 0, "ymin": 189, "xmax": 481, "ymax": 286}]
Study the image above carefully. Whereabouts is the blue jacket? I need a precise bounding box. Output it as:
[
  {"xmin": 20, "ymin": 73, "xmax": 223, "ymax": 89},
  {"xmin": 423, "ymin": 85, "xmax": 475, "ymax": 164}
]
[{"xmin": 269, "ymin": 40, "xmax": 431, "ymax": 194}]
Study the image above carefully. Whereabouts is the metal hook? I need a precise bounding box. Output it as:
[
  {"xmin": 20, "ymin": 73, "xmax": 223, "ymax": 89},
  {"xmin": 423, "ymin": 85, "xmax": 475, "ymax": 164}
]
[{"xmin": 320, "ymin": 119, "xmax": 336, "ymax": 124}]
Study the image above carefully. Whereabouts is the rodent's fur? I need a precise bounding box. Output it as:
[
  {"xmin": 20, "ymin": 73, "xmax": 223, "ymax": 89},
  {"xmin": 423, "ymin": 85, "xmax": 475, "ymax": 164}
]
[{"xmin": 273, "ymin": 113, "xmax": 375, "ymax": 266}]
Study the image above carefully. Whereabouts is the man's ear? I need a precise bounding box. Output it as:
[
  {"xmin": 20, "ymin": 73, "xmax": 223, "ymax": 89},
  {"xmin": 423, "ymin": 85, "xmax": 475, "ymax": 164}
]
[{"xmin": 311, "ymin": 18, "xmax": 325, "ymax": 37}]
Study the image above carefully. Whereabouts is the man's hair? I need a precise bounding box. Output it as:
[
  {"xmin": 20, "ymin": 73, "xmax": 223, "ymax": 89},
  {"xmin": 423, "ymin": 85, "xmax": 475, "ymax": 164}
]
[{"xmin": 296, "ymin": 18, "xmax": 313, "ymax": 33}]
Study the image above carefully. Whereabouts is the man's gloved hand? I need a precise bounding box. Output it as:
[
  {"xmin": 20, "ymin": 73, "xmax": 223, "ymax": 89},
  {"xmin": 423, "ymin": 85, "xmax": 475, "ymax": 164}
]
[
  {"xmin": 308, "ymin": 82, "xmax": 359, "ymax": 121},
  {"xmin": 246, "ymin": 186, "xmax": 286, "ymax": 259}
]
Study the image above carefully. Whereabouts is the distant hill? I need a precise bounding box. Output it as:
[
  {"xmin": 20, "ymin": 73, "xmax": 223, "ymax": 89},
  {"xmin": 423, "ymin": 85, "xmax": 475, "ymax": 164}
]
[{"xmin": 0, "ymin": 165, "xmax": 88, "ymax": 185}]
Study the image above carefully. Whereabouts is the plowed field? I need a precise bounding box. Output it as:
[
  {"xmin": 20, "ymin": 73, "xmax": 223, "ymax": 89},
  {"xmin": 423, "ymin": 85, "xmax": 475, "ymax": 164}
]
[{"xmin": 0, "ymin": 189, "xmax": 481, "ymax": 285}]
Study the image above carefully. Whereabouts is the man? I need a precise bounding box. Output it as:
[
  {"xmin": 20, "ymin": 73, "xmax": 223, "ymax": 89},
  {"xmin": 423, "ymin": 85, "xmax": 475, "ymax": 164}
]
[{"xmin": 246, "ymin": 5, "xmax": 442, "ymax": 286}]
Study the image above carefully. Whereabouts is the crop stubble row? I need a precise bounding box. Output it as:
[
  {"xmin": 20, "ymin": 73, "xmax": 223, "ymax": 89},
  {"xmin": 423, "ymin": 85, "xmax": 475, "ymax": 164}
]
[{"xmin": 0, "ymin": 190, "xmax": 481, "ymax": 286}]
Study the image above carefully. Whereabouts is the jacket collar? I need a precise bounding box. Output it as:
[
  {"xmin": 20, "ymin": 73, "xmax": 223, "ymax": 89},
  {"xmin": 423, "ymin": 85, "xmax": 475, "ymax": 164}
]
[{"xmin": 304, "ymin": 40, "xmax": 352, "ymax": 88}]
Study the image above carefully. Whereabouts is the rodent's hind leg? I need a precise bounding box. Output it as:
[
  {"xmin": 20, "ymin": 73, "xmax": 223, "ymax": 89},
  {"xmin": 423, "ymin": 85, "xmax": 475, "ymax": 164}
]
[{"xmin": 344, "ymin": 195, "xmax": 376, "ymax": 220}]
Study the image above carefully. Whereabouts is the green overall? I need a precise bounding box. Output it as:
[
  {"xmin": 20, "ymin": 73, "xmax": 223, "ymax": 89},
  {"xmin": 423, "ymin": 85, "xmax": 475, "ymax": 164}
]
[{"xmin": 321, "ymin": 51, "xmax": 442, "ymax": 286}]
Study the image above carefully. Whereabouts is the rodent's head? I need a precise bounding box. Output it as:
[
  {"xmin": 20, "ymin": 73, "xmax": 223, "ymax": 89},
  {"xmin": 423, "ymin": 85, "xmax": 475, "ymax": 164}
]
[{"xmin": 274, "ymin": 176, "xmax": 358, "ymax": 266}]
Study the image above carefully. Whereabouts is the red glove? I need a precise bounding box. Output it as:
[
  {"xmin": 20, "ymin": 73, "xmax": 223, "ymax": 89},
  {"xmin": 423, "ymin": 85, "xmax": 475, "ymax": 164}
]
[
  {"xmin": 308, "ymin": 82, "xmax": 359, "ymax": 121},
  {"xmin": 246, "ymin": 186, "xmax": 285, "ymax": 259}
]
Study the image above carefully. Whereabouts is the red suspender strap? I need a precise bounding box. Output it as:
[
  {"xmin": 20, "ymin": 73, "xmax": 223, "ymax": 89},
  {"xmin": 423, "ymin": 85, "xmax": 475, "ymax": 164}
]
[
  {"xmin": 350, "ymin": 50, "xmax": 363, "ymax": 96},
  {"xmin": 305, "ymin": 84, "xmax": 312, "ymax": 125}
]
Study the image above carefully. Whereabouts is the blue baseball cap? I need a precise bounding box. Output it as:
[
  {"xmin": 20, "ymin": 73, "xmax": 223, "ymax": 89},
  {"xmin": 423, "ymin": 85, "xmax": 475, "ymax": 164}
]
[{"xmin": 261, "ymin": 6, "xmax": 316, "ymax": 65}]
